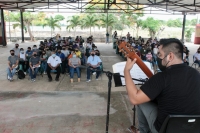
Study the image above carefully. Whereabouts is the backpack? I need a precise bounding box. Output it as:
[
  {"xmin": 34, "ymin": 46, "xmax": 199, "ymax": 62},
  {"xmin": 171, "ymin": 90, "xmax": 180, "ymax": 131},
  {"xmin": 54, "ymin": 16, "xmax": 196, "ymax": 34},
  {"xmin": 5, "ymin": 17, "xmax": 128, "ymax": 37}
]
[{"xmin": 18, "ymin": 70, "xmax": 25, "ymax": 79}]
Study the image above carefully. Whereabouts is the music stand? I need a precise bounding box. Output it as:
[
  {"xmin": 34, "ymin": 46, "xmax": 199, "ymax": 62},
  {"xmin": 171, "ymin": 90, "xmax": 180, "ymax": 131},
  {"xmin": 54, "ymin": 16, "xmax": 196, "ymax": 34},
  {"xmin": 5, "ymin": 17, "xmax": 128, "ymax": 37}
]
[{"xmin": 103, "ymin": 71, "xmax": 147, "ymax": 133}]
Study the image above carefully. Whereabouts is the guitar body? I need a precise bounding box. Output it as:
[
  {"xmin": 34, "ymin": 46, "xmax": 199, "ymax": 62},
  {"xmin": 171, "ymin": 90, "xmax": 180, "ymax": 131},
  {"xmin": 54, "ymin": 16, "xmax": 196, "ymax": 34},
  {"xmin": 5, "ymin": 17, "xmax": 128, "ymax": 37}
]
[{"xmin": 118, "ymin": 41, "xmax": 153, "ymax": 78}]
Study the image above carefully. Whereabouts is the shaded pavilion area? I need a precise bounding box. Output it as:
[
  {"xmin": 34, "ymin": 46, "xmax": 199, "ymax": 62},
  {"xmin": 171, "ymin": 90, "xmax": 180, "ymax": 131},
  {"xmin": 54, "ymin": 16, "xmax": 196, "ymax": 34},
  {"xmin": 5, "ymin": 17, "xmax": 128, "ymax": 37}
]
[{"xmin": 0, "ymin": 0, "xmax": 200, "ymax": 133}]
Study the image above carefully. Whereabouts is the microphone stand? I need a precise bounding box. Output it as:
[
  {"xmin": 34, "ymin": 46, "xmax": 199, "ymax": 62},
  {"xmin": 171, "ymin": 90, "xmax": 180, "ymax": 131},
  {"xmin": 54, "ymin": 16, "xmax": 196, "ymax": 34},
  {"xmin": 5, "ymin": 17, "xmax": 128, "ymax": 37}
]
[
  {"xmin": 102, "ymin": 70, "xmax": 147, "ymax": 133},
  {"xmin": 78, "ymin": 66, "xmax": 147, "ymax": 133}
]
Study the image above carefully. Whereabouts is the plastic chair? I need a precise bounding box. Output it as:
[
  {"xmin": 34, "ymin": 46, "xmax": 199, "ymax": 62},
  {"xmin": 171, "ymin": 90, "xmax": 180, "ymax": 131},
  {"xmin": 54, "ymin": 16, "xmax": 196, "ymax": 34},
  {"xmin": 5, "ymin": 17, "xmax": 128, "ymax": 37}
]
[{"xmin": 159, "ymin": 115, "xmax": 200, "ymax": 133}]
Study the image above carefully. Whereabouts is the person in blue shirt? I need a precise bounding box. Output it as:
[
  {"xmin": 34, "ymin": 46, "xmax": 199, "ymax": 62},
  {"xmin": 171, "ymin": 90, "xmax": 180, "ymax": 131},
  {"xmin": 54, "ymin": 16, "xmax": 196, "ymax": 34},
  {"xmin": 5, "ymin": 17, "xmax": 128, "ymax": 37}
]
[
  {"xmin": 56, "ymin": 48, "xmax": 66, "ymax": 74},
  {"xmin": 86, "ymin": 50, "xmax": 102, "ymax": 82}
]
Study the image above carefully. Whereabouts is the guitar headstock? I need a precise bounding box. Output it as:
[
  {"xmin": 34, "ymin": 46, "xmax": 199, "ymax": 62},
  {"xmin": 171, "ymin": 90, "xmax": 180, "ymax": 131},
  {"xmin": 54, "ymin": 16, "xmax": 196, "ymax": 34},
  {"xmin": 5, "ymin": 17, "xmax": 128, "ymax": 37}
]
[{"xmin": 118, "ymin": 41, "xmax": 136, "ymax": 59}]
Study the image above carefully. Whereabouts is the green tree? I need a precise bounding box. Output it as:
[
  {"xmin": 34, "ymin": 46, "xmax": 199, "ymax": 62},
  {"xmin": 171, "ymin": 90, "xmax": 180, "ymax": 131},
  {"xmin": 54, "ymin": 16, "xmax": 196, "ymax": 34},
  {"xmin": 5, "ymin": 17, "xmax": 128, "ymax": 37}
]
[
  {"xmin": 99, "ymin": 13, "xmax": 116, "ymax": 35},
  {"xmin": 185, "ymin": 28, "xmax": 194, "ymax": 42},
  {"xmin": 119, "ymin": 13, "xmax": 129, "ymax": 35},
  {"xmin": 190, "ymin": 19, "xmax": 197, "ymax": 26},
  {"xmin": 66, "ymin": 15, "xmax": 82, "ymax": 36},
  {"xmin": 55, "ymin": 15, "xmax": 65, "ymax": 21},
  {"xmin": 167, "ymin": 18, "xmax": 182, "ymax": 27},
  {"xmin": 81, "ymin": 15, "xmax": 99, "ymax": 35},
  {"xmin": 128, "ymin": 14, "xmax": 144, "ymax": 38},
  {"xmin": 142, "ymin": 17, "xmax": 161, "ymax": 38},
  {"xmin": 43, "ymin": 16, "xmax": 62, "ymax": 37},
  {"xmin": 6, "ymin": 12, "xmax": 36, "ymax": 41},
  {"xmin": 32, "ymin": 12, "xmax": 46, "ymax": 26}
]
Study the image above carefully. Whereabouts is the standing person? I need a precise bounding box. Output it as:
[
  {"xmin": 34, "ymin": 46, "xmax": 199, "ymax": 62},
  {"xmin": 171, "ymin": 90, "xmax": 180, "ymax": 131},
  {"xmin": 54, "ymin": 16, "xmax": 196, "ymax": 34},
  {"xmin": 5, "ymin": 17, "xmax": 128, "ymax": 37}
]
[
  {"xmin": 7, "ymin": 50, "xmax": 19, "ymax": 81},
  {"xmin": 29, "ymin": 51, "xmax": 41, "ymax": 82},
  {"xmin": 12, "ymin": 43, "xmax": 20, "ymax": 56},
  {"xmin": 113, "ymin": 31, "xmax": 117, "ymax": 39},
  {"xmin": 47, "ymin": 51, "xmax": 61, "ymax": 82},
  {"xmin": 124, "ymin": 38, "xmax": 200, "ymax": 133},
  {"xmin": 127, "ymin": 32, "xmax": 130, "ymax": 40},
  {"xmin": 106, "ymin": 32, "xmax": 109, "ymax": 44}
]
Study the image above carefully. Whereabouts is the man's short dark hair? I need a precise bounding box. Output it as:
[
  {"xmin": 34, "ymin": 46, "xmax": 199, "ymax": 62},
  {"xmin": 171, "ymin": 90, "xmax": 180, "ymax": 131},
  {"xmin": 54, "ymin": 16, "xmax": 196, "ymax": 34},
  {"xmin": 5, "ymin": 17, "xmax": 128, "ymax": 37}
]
[
  {"xmin": 10, "ymin": 50, "xmax": 14, "ymax": 52},
  {"xmin": 160, "ymin": 38, "xmax": 183, "ymax": 59}
]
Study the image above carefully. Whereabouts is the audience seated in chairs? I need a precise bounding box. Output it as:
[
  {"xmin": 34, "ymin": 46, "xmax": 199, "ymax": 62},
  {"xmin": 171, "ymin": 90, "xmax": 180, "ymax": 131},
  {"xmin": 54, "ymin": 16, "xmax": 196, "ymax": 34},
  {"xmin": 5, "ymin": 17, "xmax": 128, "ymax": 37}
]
[
  {"xmin": 86, "ymin": 50, "xmax": 102, "ymax": 82},
  {"xmin": 68, "ymin": 53, "xmax": 81, "ymax": 83},
  {"xmin": 29, "ymin": 51, "xmax": 41, "ymax": 82},
  {"xmin": 47, "ymin": 50, "xmax": 61, "ymax": 82},
  {"xmin": 7, "ymin": 50, "xmax": 19, "ymax": 81},
  {"xmin": 193, "ymin": 48, "xmax": 200, "ymax": 67}
]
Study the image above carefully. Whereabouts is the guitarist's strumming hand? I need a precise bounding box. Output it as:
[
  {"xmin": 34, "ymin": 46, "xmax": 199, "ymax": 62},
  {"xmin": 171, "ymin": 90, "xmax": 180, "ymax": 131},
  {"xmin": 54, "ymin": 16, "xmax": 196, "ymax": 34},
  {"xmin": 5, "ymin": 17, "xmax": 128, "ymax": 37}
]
[{"xmin": 124, "ymin": 58, "xmax": 137, "ymax": 71}]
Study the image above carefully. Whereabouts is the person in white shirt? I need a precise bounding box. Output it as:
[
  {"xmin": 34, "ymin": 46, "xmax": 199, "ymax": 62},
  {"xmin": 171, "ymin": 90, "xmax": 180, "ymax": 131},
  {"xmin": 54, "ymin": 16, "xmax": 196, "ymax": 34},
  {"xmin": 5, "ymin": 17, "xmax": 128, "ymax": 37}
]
[
  {"xmin": 86, "ymin": 50, "xmax": 102, "ymax": 82},
  {"xmin": 47, "ymin": 50, "xmax": 61, "ymax": 82},
  {"xmin": 194, "ymin": 49, "xmax": 200, "ymax": 67},
  {"xmin": 19, "ymin": 48, "xmax": 28, "ymax": 74},
  {"xmin": 153, "ymin": 44, "xmax": 158, "ymax": 62}
]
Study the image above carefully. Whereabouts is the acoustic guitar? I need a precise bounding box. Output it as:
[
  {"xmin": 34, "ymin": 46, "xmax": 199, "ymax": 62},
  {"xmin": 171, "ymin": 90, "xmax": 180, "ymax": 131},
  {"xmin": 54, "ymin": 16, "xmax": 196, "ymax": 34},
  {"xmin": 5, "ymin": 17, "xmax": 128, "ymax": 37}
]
[{"xmin": 118, "ymin": 41, "xmax": 153, "ymax": 78}]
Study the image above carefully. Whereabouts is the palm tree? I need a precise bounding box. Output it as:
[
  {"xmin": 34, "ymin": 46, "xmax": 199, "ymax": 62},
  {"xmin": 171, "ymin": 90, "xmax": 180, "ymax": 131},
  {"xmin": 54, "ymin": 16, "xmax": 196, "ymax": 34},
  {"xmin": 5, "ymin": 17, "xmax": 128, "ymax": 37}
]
[
  {"xmin": 81, "ymin": 15, "xmax": 99, "ymax": 35},
  {"xmin": 43, "ymin": 16, "xmax": 61, "ymax": 37},
  {"xmin": 119, "ymin": 13, "xmax": 129, "ymax": 36},
  {"xmin": 100, "ymin": 13, "xmax": 116, "ymax": 35},
  {"xmin": 66, "ymin": 16, "xmax": 82, "ymax": 36},
  {"xmin": 7, "ymin": 12, "xmax": 35, "ymax": 41}
]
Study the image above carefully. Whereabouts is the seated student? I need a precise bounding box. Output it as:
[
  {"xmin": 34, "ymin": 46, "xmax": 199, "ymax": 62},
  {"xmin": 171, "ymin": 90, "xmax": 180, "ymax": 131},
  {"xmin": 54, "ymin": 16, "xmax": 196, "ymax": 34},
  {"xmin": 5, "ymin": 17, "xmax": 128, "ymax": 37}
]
[
  {"xmin": 146, "ymin": 51, "xmax": 153, "ymax": 63},
  {"xmin": 56, "ymin": 48, "xmax": 66, "ymax": 74},
  {"xmin": 40, "ymin": 51, "xmax": 48, "ymax": 74},
  {"xmin": 12, "ymin": 43, "xmax": 20, "ymax": 57},
  {"xmin": 26, "ymin": 47, "xmax": 33, "ymax": 71},
  {"xmin": 32, "ymin": 45, "xmax": 40, "ymax": 56},
  {"xmin": 68, "ymin": 53, "xmax": 81, "ymax": 83},
  {"xmin": 75, "ymin": 48, "xmax": 81, "ymax": 58},
  {"xmin": 7, "ymin": 50, "xmax": 19, "ymax": 81},
  {"xmin": 194, "ymin": 48, "xmax": 200, "ymax": 67},
  {"xmin": 29, "ymin": 51, "xmax": 41, "ymax": 82},
  {"xmin": 47, "ymin": 50, "xmax": 61, "ymax": 82},
  {"xmin": 79, "ymin": 43, "xmax": 86, "ymax": 65},
  {"xmin": 95, "ymin": 50, "xmax": 100, "ymax": 56},
  {"xmin": 86, "ymin": 50, "xmax": 102, "ymax": 82},
  {"xmin": 68, "ymin": 49, "xmax": 75, "ymax": 59},
  {"xmin": 19, "ymin": 48, "xmax": 28, "ymax": 75}
]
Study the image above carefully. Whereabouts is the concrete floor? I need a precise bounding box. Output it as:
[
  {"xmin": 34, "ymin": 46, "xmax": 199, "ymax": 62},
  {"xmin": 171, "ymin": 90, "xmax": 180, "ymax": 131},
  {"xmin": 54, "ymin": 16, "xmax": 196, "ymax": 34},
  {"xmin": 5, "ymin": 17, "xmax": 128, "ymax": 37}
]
[
  {"xmin": 0, "ymin": 41, "xmax": 199, "ymax": 133},
  {"xmin": 0, "ymin": 41, "xmax": 134, "ymax": 133}
]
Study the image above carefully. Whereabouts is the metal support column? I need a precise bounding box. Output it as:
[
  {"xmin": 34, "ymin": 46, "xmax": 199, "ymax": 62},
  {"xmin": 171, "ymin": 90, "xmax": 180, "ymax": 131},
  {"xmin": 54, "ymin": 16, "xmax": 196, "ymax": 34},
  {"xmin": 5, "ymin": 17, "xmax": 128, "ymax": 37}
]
[
  {"xmin": 20, "ymin": 10, "xmax": 24, "ymax": 43},
  {"xmin": 181, "ymin": 13, "xmax": 186, "ymax": 43},
  {"xmin": 1, "ymin": 8, "xmax": 6, "ymax": 46}
]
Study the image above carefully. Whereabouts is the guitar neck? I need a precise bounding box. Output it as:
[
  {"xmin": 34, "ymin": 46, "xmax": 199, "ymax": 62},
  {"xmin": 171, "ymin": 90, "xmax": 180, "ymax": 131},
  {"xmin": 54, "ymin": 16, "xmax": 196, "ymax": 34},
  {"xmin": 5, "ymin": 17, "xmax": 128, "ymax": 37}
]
[{"xmin": 130, "ymin": 53, "xmax": 153, "ymax": 78}]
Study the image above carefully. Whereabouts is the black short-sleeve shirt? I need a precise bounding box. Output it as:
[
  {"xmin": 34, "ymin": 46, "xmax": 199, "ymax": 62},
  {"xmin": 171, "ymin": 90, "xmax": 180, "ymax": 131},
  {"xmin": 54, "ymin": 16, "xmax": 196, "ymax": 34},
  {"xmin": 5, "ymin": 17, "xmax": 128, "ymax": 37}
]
[{"xmin": 141, "ymin": 63, "xmax": 200, "ymax": 132}]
